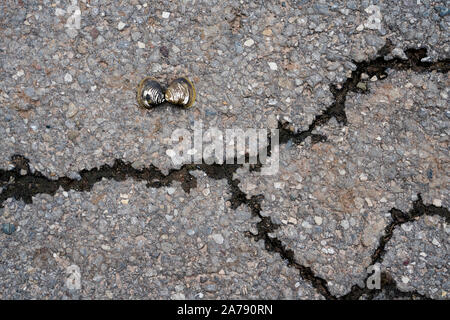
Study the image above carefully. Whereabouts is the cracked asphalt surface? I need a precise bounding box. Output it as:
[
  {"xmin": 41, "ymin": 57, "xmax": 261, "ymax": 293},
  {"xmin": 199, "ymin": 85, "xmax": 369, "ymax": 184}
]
[{"xmin": 0, "ymin": 0, "xmax": 449, "ymax": 299}]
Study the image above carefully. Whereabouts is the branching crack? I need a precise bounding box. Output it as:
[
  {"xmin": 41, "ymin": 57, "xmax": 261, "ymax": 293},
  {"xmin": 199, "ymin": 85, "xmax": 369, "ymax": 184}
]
[
  {"xmin": 278, "ymin": 39, "xmax": 449, "ymax": 145},
  {"xmin": 0, "ymin": 39, "xmax": 448, "ymax": 300},
  {"xmin": 341, "ymin": 194, "xmax": 449, "ymax": 300}
]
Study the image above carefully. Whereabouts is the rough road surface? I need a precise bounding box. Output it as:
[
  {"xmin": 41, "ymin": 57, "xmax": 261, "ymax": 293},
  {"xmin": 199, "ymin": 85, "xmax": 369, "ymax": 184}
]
[{"xmin": 0, "ymin": 0, "xmax": 449, "ymax": 299}]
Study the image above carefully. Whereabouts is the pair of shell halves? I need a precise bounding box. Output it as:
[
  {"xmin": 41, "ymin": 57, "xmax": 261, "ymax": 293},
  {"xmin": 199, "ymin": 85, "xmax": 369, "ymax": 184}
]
[{"xmin": 137, "ymin": 77, "xmax": 196, "ymax": 109}]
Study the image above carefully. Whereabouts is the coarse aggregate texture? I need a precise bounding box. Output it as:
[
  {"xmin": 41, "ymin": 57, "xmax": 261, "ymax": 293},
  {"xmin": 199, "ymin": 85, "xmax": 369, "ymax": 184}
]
[{"xmin": 0, "ymin": 0, "xmax": 449, "ymax": 300}]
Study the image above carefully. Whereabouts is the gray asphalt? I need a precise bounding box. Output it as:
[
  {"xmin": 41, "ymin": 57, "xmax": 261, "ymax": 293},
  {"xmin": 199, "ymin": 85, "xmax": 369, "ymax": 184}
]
[{"xmin": 0, "ymin": 0, "xmax": 448, "ymax": 299}]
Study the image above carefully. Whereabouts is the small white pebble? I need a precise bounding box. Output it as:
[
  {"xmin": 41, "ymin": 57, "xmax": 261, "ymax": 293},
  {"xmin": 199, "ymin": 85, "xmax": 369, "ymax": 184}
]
[
  {"xmin": 401, "ymin": 276, "xmax": 410, "ymax": 284},
  {"xmin": 340, "ymin": 220, "xmax": 350, "ymax": 230},
  {"xmin": 117, "ymin": 22, "xmax": 126, "ymax": 31},
  {"xmin": 187, "ymin": 149, "xmax": 197, "ymax": 155},
  {"xmin": 212, "ymin": 233, "xmax": 224, "ymax": 245},
  {"xmin": 171, "ymin": 293, "xmax": 185, "ymax": 300},
  {"xmin": 244, "ymin": 39, "xmax": 254, "ymax": 47},
  {"xmin": 288, "ymin": 217, "xmax": 297, "ymax": 225},
  {"xmin": 359, "ymin": 173, "xmax": 368, "ymax": 181},
  {"xmin": 55, "ymin": 8, "xmax": 65, "ymax": 16},
  {"xmin": 274, "ymin": 182, "xmax": 284, "ymax": 189},
  {"xmin": 137, "ymin": 41, "xmax": 145, "ymax": 49},
  {"xmin": 166, "ymin": 149, "xmax": 176, "ymax": 158},
  {"xmin": 314, "ymin": 216, "xmax": 323, "ymax": 225},
  {"xmin": 401, "ymin": 223, "xmax": 413, "ymax": 232},
  {"xmin": 64, "ymin": 73, "xmax": 73, "ymax": 83},
  {"xmin": 268, "ymin": 62, "xmax": 278, "ymax": 71},
  {"xmin": 172, "ymin": 45, "xmax": 181, "ymax": 54},
  {"xmin": 322, "ymin": 247, "xmax": 335, "ymax": 255},
  {"xmin": 433, "ymin": 199, "xmax": 442, "ymax": 207},
  {"xmin": 432, "ymin": 238, "xmax": 441, "ymax": 247},
  {"xmin": 162, "ymin": 11, "xmax": 170, "ymax": 19}
]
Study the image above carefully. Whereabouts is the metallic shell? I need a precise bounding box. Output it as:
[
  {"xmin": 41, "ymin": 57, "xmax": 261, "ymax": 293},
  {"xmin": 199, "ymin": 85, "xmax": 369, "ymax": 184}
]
[
  {"xmin": 165, "ymin": 77, "xmax": 196, "ymax": 108},
  {"xmin": 137, "ymin": 77, "xmax": 165, "ymax": 108}
]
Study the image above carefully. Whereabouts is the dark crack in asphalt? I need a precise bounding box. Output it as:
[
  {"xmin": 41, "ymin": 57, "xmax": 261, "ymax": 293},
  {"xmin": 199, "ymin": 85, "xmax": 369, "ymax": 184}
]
[
  {"xmin": 278, "ymin": 39, "xmax": 449, "ymax": 145},
  {"xmin": 373, "ymin": 194, "xmax": 449, "ymax": 265},
  {"xmin": 0, "ymin": 154, "xmax": 198, "ymax": 207},
  {"xmin": 341, "ymin": 194, "xmax": 448, "ymax": 300},
  {"xmin": 346, "ymin": 271, "xmax": 431, "ymax": 300},
  {"xmin": 1, "ymin": 39, "xmax": 449, "ymax": 300}
]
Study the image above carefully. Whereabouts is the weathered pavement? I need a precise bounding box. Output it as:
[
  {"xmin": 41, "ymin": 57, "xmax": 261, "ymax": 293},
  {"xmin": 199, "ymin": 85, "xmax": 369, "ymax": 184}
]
[{"xmin": 0, "ymin": 1, "xmax": 449, "ymax": 299}]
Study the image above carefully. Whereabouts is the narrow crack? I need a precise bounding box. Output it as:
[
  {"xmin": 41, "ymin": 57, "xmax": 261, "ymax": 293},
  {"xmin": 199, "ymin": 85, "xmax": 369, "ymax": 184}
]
[
  {"xmin": 341, "ymin": 194, "xmax": 448, "ymax": 300},
  {"xmin": 343, "ymin": 271, "xmax": 431, "ymax": 300},
  {"xmin": 0, "ymin": 39, "xmax": 449, "ymax": 300},
  {"xmin": 373, "ymin": 194, "xmax": 449, "ymax": 265},
  {"xmin": 278, "ymin": 39, "xmax": 449, "ymax": 145},
  {"xmin": 244, "ymin": 210, "xmax": 336, "ymax": 299}
]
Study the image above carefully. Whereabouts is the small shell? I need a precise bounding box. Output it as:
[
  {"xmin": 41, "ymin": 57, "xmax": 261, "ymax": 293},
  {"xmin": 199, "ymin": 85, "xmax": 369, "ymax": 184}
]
[
  {"xmin": 165, "ymin": 77, "xmax": 196, "ymax": 108},
  {"xmin": 137, "ymin": 77, "xmax": 165, "ymax": 108}
]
